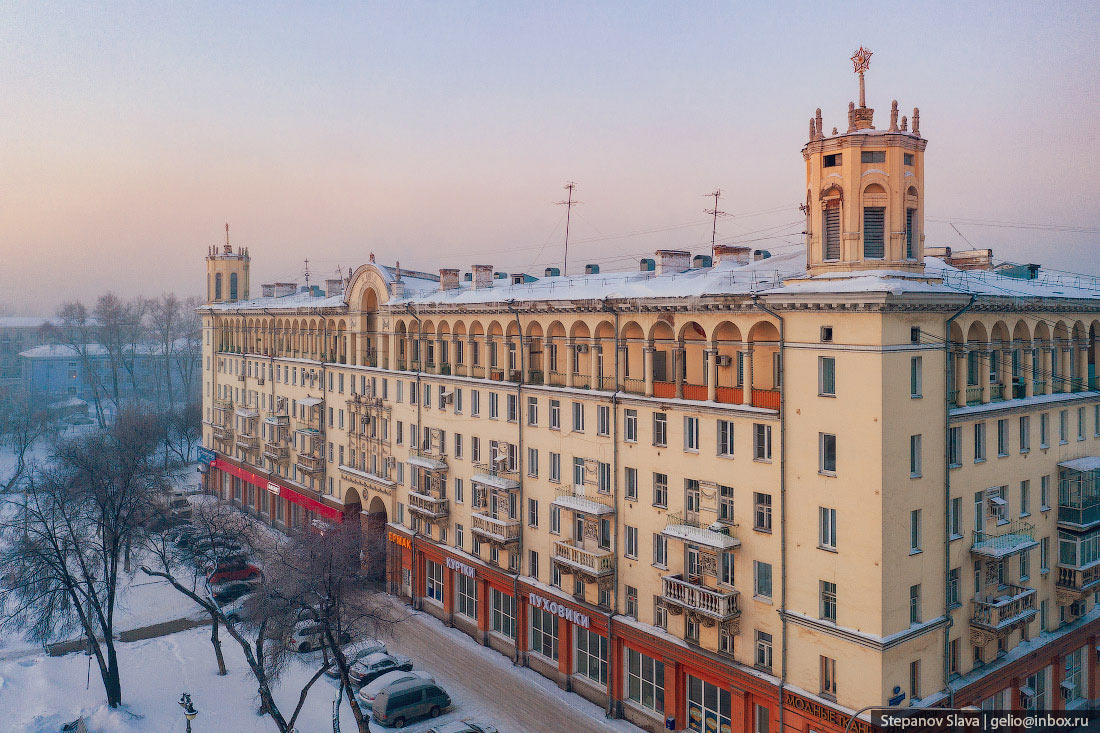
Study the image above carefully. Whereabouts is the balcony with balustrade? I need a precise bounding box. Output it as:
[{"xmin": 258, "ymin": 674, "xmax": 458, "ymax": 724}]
[
  {"xmin": 235, "ymin": 433, "xmax": 260, "ymax": 452},
  {"xmin": 1056, "ymin": 564, "xmax": 1100, "ymax": 605},
  {"xmin": 552, "ymin": 539, "xmax": 615, "ymax": 579},
  {"xmin": 295, "ymin": 453, "xmax": 324, "ymax": 475},
  {"xmin": 471, "ymin": 512, "xmax": 520, "ymax": 544},
  {"xmin": 408, "ymin": 490, "xmax": 449, "ymax": 520},
  {"xmin": 970, "ymin": 584, "xmax": 1037, "ymax": 643},
  {"xmin": 263, "ymin": 442, "xmax": 289, "ymax": 463},
  {"xmin": 212, "ymin": 425, "xmax": 234, "ymax": 444},
  {"xmin": 553, "ymin": 486, "xmax": 614, "ymax": 516},
  {"xmin": 661, "ymin": 513, "xmax": 741, "ymax": 551},
  {"xmin": 971, "ymin": 520, "xmax": 1037, "ymax": 559},
  {"xmin": 661, "ymin": 573, "xmax": 740, "ymax": 622}
]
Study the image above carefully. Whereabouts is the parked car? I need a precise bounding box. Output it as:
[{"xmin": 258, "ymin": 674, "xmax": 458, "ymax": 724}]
[
  {"xmin": 324, "ymin": 639, "xmax": 388, "ymax": 678},
  {"xmin": 287, "ymin": 621, "xmax": 351, "ymax": 652},
  {"xmin": 209, "ymin": 581, "xmax": 255, "ymax": 623},
  {"xmin": 372, "ymin": 679, "xmax": 451, "ymax": 728},
  {"xmin": 426, "ymin": 721, "xmax": 499, "ymax": 733},
  {"xmin": 348, "ymin": 652, "xmax": 413, "ymax": 686},
  {"xmin": 168, "ymin": 525, "xmax": 199, "ymax": 547},
  {"xmin": 357, "ymin": 670, "xmax": 433, "ymax": 709},
  {"xmin": 207, "ymin": 560, "xmax": 261, "ymax": 586}
]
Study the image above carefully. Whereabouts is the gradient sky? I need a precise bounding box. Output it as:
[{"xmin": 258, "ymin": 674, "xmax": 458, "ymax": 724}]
[{"xmin": 2, "ymin": 1, "xmax": 1099, "ymax": 313}]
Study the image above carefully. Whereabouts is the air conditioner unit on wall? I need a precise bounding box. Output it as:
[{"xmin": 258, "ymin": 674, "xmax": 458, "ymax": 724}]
[{"xmin": 716, "ymin": 355, "xmax": 732, "ymax": 367}]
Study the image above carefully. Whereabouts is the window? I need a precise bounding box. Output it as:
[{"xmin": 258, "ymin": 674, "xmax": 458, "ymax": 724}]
[
  {"xmin": 488, "ymin": 392, "xmax": 499, "ymax": 419},
  {"xmin": 719, "ymin": 485, "xmax": 734, "ymax": 523},
  {"xmin": 548, "ymin": 399, "xmax": 560, "ymax": 429},
  {"xmin": 425, "ymin": 560, "xmax": 444, "ymax": 602},
  {"xmin": 624, "ymin": 409, "xmax": 638, "ymax": 442},
  {"xmin": 948, "ymin": 426, "xmax": 961, "ymax": 467},
  {"xmin": 471, "ymin": 436, "xmax": 480, "ymax": 462},
  {"xmin": 910, "ymin": 509, "xmax": 922, "ymax": 553},
  {"xmin": 1020, "ymin": 415, "xmax": 1031, "ymax": 452},
  {"xmin": 1064, "ymin": 648, "xmax": 1085, "ymax": 704},
  {"xmin": 821, "ymin": 656, "xmax": 837, "ymax": 698},
  {"xmin": 548, "ymin": 452, "xmax": 561, "ymax": 483},
  {"xmin": 861, "ymin": 150, "xmax": 885, "ymax": 163},
  {"xmin": 1041, "ymin": 537, "xmax": 1049, "ymax": 573},
  {"xmin": 507, "ymin": 393, "xmax": 518, "ymax": 422},
  {"xmin": 947, "ymin": 569, "xmax": 960, "ymax": 608},
  {"xmin": 909, "ymin": 434, "xmax": 922, "ymax": 477},
  {"xmin": 997, "ymin": 419, "xmax": 1009, "ymax": 456},
  {"xmin": 527, "ymin": 498, "xmax": 539, "ymax": 528},
  {"xmin": 820, "ymin": 325, "xmax": 833, "ymax": 342},
  {"xmin": 625, "ymin": 526, "xmax": 638, "ymax": 558},
  {"xmin": 597, "ymin": 405, "xmax": 610, "ymax": 436},
  {"xmin": 572, "ymin": 401, "xmax": 584, "ymax": 432},
  {"xmin": 820, "ymin": 581, "xmax": 837, "ymax": 621},
  {"xmin": 754, "ymin": 423, "xmax": 772, "ymax": 460},
  {"xmin": 819, "ymin": 356, "xmax": 836, "ymax": 396},
  {"xmin": 1041, "ymin": 475, "xmax": 1051, "ymax": 510},
  {"xmin": 530, "ymin": 606, "xmax": 559, "ymax": 660},
  {"xmin": 863, "ymin": 206, "xmax": 885, "ymax": 258},
  {"xmin": 526, "ymin": 447, "xmax": 539, "ymax": 477},
  {"xmin": 654, "ymin": 597, "xmax": 667, "ymax": 629},
  {"xmin": 822, "ymin": 205, "xmax": 840, "ymax": 260},
  {"xmin": 1021, "ymin": 480, "xmax": 1031, "ymax": 516},
  {"xmin": 456, "ymin": 574, "xmax": 478, "ymax": 619},
  {"xmin": 491, "ymin": 589, "xmax": 516, "ymax": 638},
  {"xmin": 1060, "ymin": 410, "xmax": 1069, "ymax": 443},
  {"xmin": 909, "ymin": 659, "xmax": 921, "ymax": 701},
  {"xmin": 625, "ymin": 648, "xmax": 664, "ymax": 713},
  {"xmin": 754, "ymin": 561, "xmax": 772, "ymax": 600},
  {"xmin": 572, "ymin": 457, "xmax": 585, "ymax": 486},
  {"xmin": 549, "ymin": 504, "xmax": 561, "ymax": 534},
  {"xmin": 625, "ymin": 467, "xmax": 638, "ymax": 500},
  {"xmin": 653, "ymin": 533, "xmax": 667, "ymax": 567},
  {"xmin": 653, "ymin": 472, "xmax": 668, "ymax": 507},
  {"xmin": 1040, "ymin": 413, "xmax": 1049, "ymax": 448},
  {"xmin": 905, "ymin": 207, "xmax": 918, "ymax": 259},
  {"xmin": 471, "ymin": 390, "xmax": 480, "ymax": 416},
  {"xmin": 454, "ymin": 478, "xmax": 464, "ymax": 504},
  {"xmin": 819, "ymin": 507, "xmax": 837, "ymax": 550},
  {"xmin": 950, "ymin": 497, "xmax": 962, "ymax": 538},
  {"xmin": 755, "ymin": 630, "xmax": 773, "ymax": 670},
  {"xmin": 574, "ymin": 629, "xmax": 608, "ymax": 685},
  {"xmin": 909, "ymin": 584, "xmax": 921, "ymax": 624},
  {"xmin": 716, "ymin": 420, "xmax": 734, "ymax": 457},
  {"xmin": 823, "ymin": 153, "xmax": 841, "ymax": 167},
  {"xmin": 974, "ymin": 422, "xmax": 986, "ymax": 461},
  {"xmin": 909, "ymin": 355, "xmax": 922, "ymax": 397},
  {"xmin": 1078, "ymin": 407, "xmax": 1086, "ymax": 441},
  {"xmin": 653, "ymin": 412, "xmax": 667, "ymax": 446},
  {"xmin": 819, "ymin": 433, "xmax": 837, "ymax": 474},
  {"xmin": 754, "ymin": 493, "xmax": 772, "ymax": 532},
  {"xmin": 684, "ymin": 416, "xmax": 699, "ymax": 451}
]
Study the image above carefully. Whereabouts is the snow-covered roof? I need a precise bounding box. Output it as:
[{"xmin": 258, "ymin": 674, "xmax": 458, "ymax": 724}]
[
  {"xmin": 19, "ymin": 342, "xmax": 189, "ymax": 359},
  {"xmin": 205, "ymin": 290, "xmax": 347, "ymax": 312},
  {"xmin": 0, "ymin": 316, "xmax": 53, "ymax": 329},
  {"xmin": 1060, "ymin": 457, "xmax": 1100, "ymax": 473}
]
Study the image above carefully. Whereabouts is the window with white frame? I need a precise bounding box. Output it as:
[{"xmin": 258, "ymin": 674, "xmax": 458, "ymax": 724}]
[
  {"xmin": 717, "ymin": 420, "xmax": 734, "ymax": 457},
  {"xmin": 754, "ymin": 423, "xmax": 772, "ymax": 460},
  {"xmin": 625, "ymin": 648, "xmax": 665, "ymax": 713},
  {"xmin": 574, "ymin": 628, "xmax": 608, "ymax": 685},
  {"xmin": 491, "ymin": 588, "xmax": 515, "ymax": 638},
  {"xmin": 819, "ymin": 507, "xmax": 837, "ymax": 550},
  {"xmin": 653, "ymin": 533, "xmax": 667, "ymax": 567},
  {"xmin": 754, "ymin": 492, "xmax": 772, "ymax": 531},
  {"xmin": 549, "ymin": 399, "xmax": 560, "ymax": 429},
  {"xmin": 625, "ymin": 525, "xmax": 638, "ymax": 558},
  {"xmin": 653, "ymin": 472, "xmax": 668, "ymax": 507},
  {"xmin": 527, "ymin": 447, "xmax": 538, "ymax": 477},
  {"xmin": 530, "ymin": 606, "xmax": 558, "ymax": 660},
  {"xmin": 653, "ymin": 412, "xmax": 667, "ymax": 446},
  {"xmin": 597, "ymin": 405, "xmax": 610, "ymax": 436},
  {"xmin": 754, "ymin": 561, "xmax": 772, "ymax": 599},
  {"xmin": 572, "ymin": 402, "xmax": 584, "ymax": 432},
  {"xmin": 456, "ymin": 573, "xmax": 478, "ymax": 619},
  {"xmin": 425, "ymin": 559, "xmax": 444, "ymax": 602},
  {"xmin": 527, "ymin": 396, "xmax": 538, "ymax": 425},
  {"xmin": 684, "ymin": 416, "xmax": 699, "ymax": 451},
  {"xmin": 625, "ymin": 467, "xmax": 638, "ymax": 500},
  {"xmin": 910, "ymin": 434, "xmax": 922, "ymax": 477},
  {"xmin": 819, "ymin": 356, "xmax": 836, "ymax": 396},
  {"xmin": 624, "ymin": 409, "xmax": 638, "ymax": 442},
  {"xmin": 910, "ymin": 356, "xmax": 922, "ymax": 397}
]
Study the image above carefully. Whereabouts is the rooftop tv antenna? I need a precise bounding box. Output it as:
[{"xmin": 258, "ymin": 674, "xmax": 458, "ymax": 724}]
[
  {"xmin": 303, "ymin": 258, "xmax": 311, "ymax": 287},
  {"xmin": 555, "ymin": 182, "xmax": 580, "ymax": 276},
  {"xmin": 704, "ymin": 189, "xmax": 728, "ymax": 248}
]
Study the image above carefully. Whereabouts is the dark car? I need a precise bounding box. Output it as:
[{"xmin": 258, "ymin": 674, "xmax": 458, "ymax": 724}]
[
  {"xmin": 208, "ymin": 560, "xmax": 261, "ymax": 585},
  {"xmin": 348, "ymin": 652, "xmax": 413, "ymax": 686},
  {"xmin": 210, "ymin": 581, "xmax": 254, "ymax": 606}
]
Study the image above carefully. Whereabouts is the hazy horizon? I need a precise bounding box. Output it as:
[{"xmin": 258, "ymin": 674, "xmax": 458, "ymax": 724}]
[{"xmin": 3, "ymin": 1, "xmax": 1099, "ymax": 314}]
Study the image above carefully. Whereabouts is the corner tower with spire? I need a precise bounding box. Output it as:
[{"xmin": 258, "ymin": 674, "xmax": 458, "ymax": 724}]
[
  {"xmin": 206, "ymin": 223, "xmax": 250, "ymax": 304},
  {"xmin": 802, "ymin": 47, "xmax": 929, "ymax": 277}
]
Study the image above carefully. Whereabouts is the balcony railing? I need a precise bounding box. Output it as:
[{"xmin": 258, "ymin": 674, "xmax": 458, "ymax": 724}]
[
  {"xmin": 212, "ymin": 425, "xmax": 234, "ymax": 443},
  {"xmin": 235, "ymin": 433, "xmax": 259, "ymax": 451},
  {"xmin": 213, "ymin": 398, "xmax": 233, "ymax": 412},
  {"xmin": 1059, "ymin": 472, "xmax": 1100, "ymax": 527},
  {"xmin": 553, "ymin": 485, "xmax": 614, "ymax": 515},
  {"xmin": 965, "ymin": 386, "xmax": 983, "ymax": 405},
  {"xmin": 715, "ymin": 386, "xmax": 743, "ymax": 405},
  {"xmin": 623, "ymin": 378, "xmax": 645, "ymax": 395},
  {"xmin": 661, "ymin": 574, "xmax": 740, "ymax": 621},
  {"xmin": 1057, "ymin": 565, "xmax": 1100, "ymax": 594},
  {"xmin": 972, "ymin": 520, "xmax": 1037, "ymax": 558},
  {"xmin": 408, "ymin": 491, "xmax": 448, "ymax": 519},
  {"xmin": 263, "ymin": 443, "xmax": 289, "ymax": 463},
  {"xmin": 295, "ymin": 454, "xmax": 324, "ymax": 474},
  {"xmin": 971, "ymin": 584, "xmax": 1037, "ymax": 632},
  {"xmin": 572, "ymin": 374, "xmax": 590, "ymax": 389},
  {"xmin": 989, "ymin": 383, "xmax": 1005, "ymax": 402},
  {"xmin": 471, "ymin": 512, "xmax": 520, "ymax": 543},
  {"xmin": 553, "ymin": 539, "xmax": 614, "ymax": 577},
  {"xmin": 547, "ymin": 370, "xmax": 566, "ymax": 386},
  {"xmin": 662, "ymin": 513, "xmax": 740, "ymax": 550}
]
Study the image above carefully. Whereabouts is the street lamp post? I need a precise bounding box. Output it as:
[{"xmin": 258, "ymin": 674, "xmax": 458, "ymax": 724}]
[{"xmin": 179, "ymin": 692, "xmax": 198, "ymax": 732}]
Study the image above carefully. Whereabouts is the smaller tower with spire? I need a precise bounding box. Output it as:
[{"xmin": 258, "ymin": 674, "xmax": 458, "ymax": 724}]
[{"xmin": 205, "ymin": 223, "xmax": 251, "ymax": 303}]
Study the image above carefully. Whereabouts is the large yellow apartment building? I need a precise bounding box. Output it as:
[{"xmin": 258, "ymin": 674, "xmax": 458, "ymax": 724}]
[{"xmin": 199, "ymin": 64, "xmax": 1100, "ymax": 733}]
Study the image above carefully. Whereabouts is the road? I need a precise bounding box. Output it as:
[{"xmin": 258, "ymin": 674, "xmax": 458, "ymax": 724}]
[{"xmin": 381, "ymin": 606, "xmax": 641, "ymax": 733}]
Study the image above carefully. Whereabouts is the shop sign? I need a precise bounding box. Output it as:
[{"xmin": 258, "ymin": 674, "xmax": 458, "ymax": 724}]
[
  {"xmin": 783, "ymin": 691, "xmax": 874, "ymax": 733},
  {"xmin": 388, "ymin": 531, "xmax": 412, "ymax": 549},
  {"xmin": 445, "ymin": 557, "xmax": 475, "ymax": 577},
  {"xmin": 197, "ymin": 447, "xmax": 216, "ymax": 464},
  {"xmin": 267, "ymin": 481, "xmax": 281, "ymax": 496},
  {"xmin": 527, "ymin": 592, "xmax": 590, "ymax": 629}
]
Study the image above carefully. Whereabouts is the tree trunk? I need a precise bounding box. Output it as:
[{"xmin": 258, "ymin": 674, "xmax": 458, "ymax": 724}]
[
  {"xmin": 210, "ymin": 617, "xmax": 228, "ymax": 676},
  {"xmin": 343, "ymin": 682, "xmax": 371, "ymax": 732},
  {"xmin": 103, "ymin": 638, "xmax": 123, "ymax": 707}
]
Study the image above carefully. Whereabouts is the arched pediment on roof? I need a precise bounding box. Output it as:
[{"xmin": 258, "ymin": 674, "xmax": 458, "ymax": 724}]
[{"xmin": 344, "ymin": 263, "xmax": 392, "ymax": 314}]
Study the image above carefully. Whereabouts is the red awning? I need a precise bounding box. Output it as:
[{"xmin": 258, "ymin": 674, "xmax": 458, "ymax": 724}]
[{"xmin": 213, "ymin": 458, "xmax": 343, "ymax": 522}]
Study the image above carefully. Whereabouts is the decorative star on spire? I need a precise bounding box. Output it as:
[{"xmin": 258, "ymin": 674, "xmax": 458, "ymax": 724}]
[{"xmin": 851, "ymin": 46, "xmax": 872, "ymax": 74}]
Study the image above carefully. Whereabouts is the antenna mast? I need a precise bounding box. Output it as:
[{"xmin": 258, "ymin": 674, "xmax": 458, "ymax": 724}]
[
  {"xmin": 555, "ymin": 182, "xmax": 579, "ymax": 276},
  {"xmin": 704, "ymin": 189, "xmax": 727, "ymax": 249},
  {"xmin": 304, "ymin": 259, "xmax": 311, "ymax": 288}
]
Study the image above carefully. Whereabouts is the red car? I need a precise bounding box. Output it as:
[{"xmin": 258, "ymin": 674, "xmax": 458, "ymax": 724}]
[{"xmin": 208, "ymin": 561, "xmax": 262, "ymax": 585}]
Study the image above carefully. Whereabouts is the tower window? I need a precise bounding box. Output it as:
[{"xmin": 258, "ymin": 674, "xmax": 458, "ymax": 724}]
[
  {"xmin": 904, "ymin": 153, "xmax": 914, "ymax": 166},
  {"xmin": 822, "ymin": 204, "xmax": 841, "ymax": 261},
  {"xmin": 229, "ymin": 272, "xmax": 239, "ymax": 300},
  {"xmin": 823, "ymin": 153, "xmax": 842, "ymax": 168},
  {"xmin": 863, "ymin": 207, "xmax": 885, "ymax": 259},
  {"xmin": 860, "ymin": 150, "xmax": 885, "ymax": 164},
  {"xmin": 214, "ymin": 273, "xmax": 223, "ymax": 300},
  {"xmin": 906, "ymin": 208, "xmax": 917, "ymax": 259}
]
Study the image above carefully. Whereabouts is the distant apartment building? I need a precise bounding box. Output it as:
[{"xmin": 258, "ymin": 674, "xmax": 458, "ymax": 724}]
[
  {"xmin": 199, "ymin": 65, "xmax": 1100, "ymax": 732},
  {"xmin": 0, "ymin": 317, "xmax": 51, "ymax": 394}
]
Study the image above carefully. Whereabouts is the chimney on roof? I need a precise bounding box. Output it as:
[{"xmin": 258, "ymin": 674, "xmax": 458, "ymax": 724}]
[
  {"xmin": 946, "ymin": 249, "xmax": 994, "ymax": 271},
  {"xmin": 439, "ymin": 268, "xmax": 460, "ymax": 291},
  {"xmin": 325, "ymin": 278, "xmax": 344, "ymax": 297},
  {"xmin": 472, "ymin": 264, "xmax": 494, "ymax": 289},
  {"xmin": 274, "ymin": 282, "xmax": 296, "ymax": 297},
  {"xmin": 712, "ymin": 244, "xmax": 752, "ymax": 266},
  {"xmin": 261, "ymin": 283, "xmax": 275, "ymax": 298},
  {"xmin": 655, "ymin": 250, "xmax": 690, "ymax": 275}
]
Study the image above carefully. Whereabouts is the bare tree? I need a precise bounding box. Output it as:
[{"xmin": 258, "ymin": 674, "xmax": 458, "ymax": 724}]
[
  {"xmin": 93, "ymin": 293, "xmax": 148, "ymax": 406},
  {"xmin": 45, "ymin": 302, "xmax": 108, "ymax": 426},
  {"xmin": 0, "ymin": 408, "xmax": 165, "ymax": 707},
  {"xmin": 0, "ymin": 390, "xmax": 56, "ymax": 493},
  {"xmin": 165, "ymin": 399, "xmax": 202, "ymax": 464}
]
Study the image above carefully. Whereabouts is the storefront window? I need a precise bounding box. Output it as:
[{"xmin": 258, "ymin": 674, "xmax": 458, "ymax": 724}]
[
  {"xmin": 456, "ymin": 574, "xmax": 478, "ymax": 619},
  {"xmin": 574, "ymin": 628, "xmax": 608, "ymax": 685},
  {"xmin": 491, "ymin": 589, "xmax": 515, "ymax": 639},
  {"xmin": 1024, "ymin": 667, "xmax": 1049, "ymax": 710},
  {"xmin": 625, "ymin": 648, "xmax": 664, "ymax": 714},
  {"xmin": 531, "ymin": 607, "xmax": 559, "ymax": 660},
  {"xmin": 687, "ymin": 676, "xmax": 732, "ymax": 733},
  {"xmin": 1064, "ymin": 648, "xmax": 1087, "ymax": 706},
  {"xmin": 425, "ymin": 560, "xmax": 444, "ymax": 602}
]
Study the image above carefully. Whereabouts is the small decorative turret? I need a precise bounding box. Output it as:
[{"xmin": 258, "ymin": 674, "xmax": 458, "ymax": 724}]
[
  {"xmin": 912, "ymin": 107, "xmax": 920, "ymax": 136},
  {"xmin": 889, "ymin": 100, "xmax": 899, "ymax": 132}
]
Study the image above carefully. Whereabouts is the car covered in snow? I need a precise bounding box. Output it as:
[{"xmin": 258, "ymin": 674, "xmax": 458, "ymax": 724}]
[
  {"xmin": 426, "ymin": 721, "xmax": 500, "ymax": 733},
  {"xmin": 323, "ymin": 639, "xmax": 388, "ymax": 678},
  {"xmin": 286, "ymin": 621, "xmax": 351, "ymax": 652},
  {"xmin": 208, "ymin": 581, "xmax": 255, "ymax": 623},
  {"xmin": 347, "ymin": 652, "xmax": 413, "ymax": 686},
  {"xmin": 356, "ymin": 670, "xmax": 433, "ymax": 709}
]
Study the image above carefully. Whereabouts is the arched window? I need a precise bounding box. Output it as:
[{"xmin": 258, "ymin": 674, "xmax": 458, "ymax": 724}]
[
  {"xmin": 214, "ymin": 273, "xmax": 223, "ymax": 300},
  {"xmin": 229, "ymin": 272, "xmax": 239, "ymax": 300}
]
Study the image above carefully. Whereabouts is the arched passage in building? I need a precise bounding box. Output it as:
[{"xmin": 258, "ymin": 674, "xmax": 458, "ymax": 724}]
[{"xmin": 363, "ymin": 495, "xmax": 389, "ymax": 586}]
